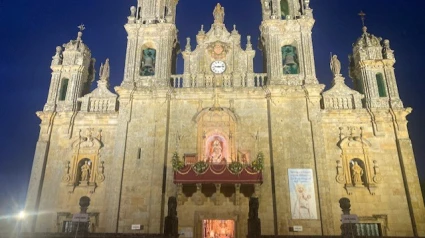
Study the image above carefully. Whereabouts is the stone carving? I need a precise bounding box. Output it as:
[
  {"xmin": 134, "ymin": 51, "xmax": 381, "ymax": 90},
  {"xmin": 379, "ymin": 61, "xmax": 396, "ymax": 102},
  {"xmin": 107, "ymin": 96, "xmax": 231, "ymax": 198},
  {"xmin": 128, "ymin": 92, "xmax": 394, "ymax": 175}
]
[
  {"xmin": 99, "ymin": 58, "xmax": 110, "ymax": 82},
  {"xmin": 322, "ymin": 62, "xmax": 364, "ymax": 110},
  {"xmin": 330, "ymin": 54, "xmax": 341, "ymax": 76},
  {"xmin": 351, "ymin": 161, "xmax": 364, "ymax": 186},
  {"xmin": 282, "ymin": 45, "xmax": 299, "ymax": 74},
  {"xmin": 335, "ymin": 160, "xmax": 345, "ymax": 184},
  {"xmin": 191, "ymin": 183, "xmax": 205, "ymax": 205},
  {"xmin": 62, "ymin": 161, "xmax": 71, "ymax": 182},
  {"xmin": 164, "ymin": 197, "xmax": 179, "ymax": 237},
  {"xmin": 140, "ymin": 48, "xmax": 156, "ymax": 76},
  {"xmin": 97, "ymin": 161, "xmax": 105, "ymax": 183},
  {"xmin": 79, "ymin": 59, "xmax": 118, "ymax": 113},
  {"xmin": 213, "ymin": 3, "xmax": 225, "ymax": 24},
  {"xmin": 130, "ymin": 6, "xmax": 136, "ymax": 18},
  {"xmin": 176, "ymin": 183, "xmax": 187, "ymax": 205},
  {"xmin": 372, "ymin": 160, "xmax": 382, "ymax": 184},
  {"xmin": 51, "ymin": 46, "xmax": 63, "ymax": 66},
  {"xmin": 212, "ymin": 184, "xmax": 225, "ymax": 206},
  {"xmin": 80, "ymin": 161, "xmax": 91, "ymax": 182},
  {"xmin": 208, "ymin": 41, "xmax": 229, "ymax": 60},
  {"xmin": 338, "ymin": 132, "xmax": 378, "ymax": 195},
  {"xmin": 382, "ymin": 39, "xmax": 394, "ymax": 59},
  {"xmin": 247, "ymin": 197, "xmax": 261, "ymax": 238},
  {"xmin": 185, "ymin": 37, "xmax": 191, "ymax": 52}
]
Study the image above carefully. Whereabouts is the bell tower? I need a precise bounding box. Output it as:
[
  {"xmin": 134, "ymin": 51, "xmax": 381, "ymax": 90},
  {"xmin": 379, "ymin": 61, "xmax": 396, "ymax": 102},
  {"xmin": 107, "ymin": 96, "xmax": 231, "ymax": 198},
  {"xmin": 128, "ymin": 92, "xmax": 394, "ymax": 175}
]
[
  {"xmin": 349, "ymin": 13, "xmax": 404, "ymax": 109},
  {"xmin": 44, "ymin": 26, "xmax": 95, "ymax": 112},
  {"xmin": 260, "ymin": 0, "xmax": 317, "ymax": 85},
  {"xmin": 121, "ymin": 0, "xmax": 180, "ymax": 88}
]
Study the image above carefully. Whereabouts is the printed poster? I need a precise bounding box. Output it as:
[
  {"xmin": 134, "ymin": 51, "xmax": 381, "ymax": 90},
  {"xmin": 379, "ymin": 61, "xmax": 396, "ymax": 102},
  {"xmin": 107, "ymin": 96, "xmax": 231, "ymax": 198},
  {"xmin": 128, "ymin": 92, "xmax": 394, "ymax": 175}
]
[{"xmin": 288, "ymin": 169, "xmax": 318, "ymax": 219}]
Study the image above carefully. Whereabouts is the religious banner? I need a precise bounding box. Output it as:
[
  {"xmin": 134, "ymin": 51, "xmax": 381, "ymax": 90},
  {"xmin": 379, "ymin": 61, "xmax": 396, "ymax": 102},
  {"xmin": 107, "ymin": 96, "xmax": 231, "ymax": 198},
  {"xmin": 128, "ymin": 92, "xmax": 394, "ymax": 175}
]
[{"xmin": 288, "ymin": 169, "xmax": 318, "ymax": 219}]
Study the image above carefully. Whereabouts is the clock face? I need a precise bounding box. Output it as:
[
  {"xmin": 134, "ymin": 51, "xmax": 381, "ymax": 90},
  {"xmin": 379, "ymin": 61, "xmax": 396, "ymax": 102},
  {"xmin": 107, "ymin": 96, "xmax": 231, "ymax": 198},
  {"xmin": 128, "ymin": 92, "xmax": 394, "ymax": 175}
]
[{"xmin": 211, "ymin": 61, "xmax": 226, "ymax": 74}]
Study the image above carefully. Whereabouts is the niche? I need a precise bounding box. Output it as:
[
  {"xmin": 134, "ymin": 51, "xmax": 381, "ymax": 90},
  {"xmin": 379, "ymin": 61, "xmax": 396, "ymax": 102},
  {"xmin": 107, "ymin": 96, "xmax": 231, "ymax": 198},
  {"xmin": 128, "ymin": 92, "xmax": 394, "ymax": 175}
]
[
  {"xmin": 140, "ymin": 47, "xmax": 157, "ymax": 76},
  {"xmin": 281, "ymin": 45, "xmax": 299, "ymax": 74}
]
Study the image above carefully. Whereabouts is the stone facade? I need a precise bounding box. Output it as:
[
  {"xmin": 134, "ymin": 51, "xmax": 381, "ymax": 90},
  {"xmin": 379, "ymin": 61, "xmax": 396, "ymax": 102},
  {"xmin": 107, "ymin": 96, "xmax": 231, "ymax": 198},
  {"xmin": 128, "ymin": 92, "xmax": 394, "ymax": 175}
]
[{"xmin": 24, "ymin": 0, "xmax": 425, "ymax": 237}]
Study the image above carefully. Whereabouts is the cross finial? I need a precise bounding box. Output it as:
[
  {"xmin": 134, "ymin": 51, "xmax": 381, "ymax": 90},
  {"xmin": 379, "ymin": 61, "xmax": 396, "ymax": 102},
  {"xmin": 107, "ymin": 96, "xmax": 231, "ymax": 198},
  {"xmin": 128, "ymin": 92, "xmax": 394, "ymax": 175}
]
[
  {"xmin": 78, "ymin": 24, "xmax": 86, "ymax": 32},
  {"xmin": 358, "ymin": 11, "xmax": 366, "ymax": 27}
]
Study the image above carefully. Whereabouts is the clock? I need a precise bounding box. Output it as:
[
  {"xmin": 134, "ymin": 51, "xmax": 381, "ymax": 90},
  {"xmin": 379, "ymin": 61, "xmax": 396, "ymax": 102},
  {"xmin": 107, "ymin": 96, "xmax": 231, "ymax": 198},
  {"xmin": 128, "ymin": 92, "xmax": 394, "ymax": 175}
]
[{"xmin": 211, "ymin": 61, "xmax": 226, "ymax": 74}]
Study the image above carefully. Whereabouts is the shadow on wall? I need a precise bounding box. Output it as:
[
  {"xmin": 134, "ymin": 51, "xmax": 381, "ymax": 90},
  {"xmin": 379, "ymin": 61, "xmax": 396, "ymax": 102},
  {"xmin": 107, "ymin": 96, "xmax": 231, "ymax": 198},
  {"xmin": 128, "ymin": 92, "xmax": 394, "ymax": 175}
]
[{"xmin": 421, "ymin": 179, "xmax": 425, "ymax": 205}]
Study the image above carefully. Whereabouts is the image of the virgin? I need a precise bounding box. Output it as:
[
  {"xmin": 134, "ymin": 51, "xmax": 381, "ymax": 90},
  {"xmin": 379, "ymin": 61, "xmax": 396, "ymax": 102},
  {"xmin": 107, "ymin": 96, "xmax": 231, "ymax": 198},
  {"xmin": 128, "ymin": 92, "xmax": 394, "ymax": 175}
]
[{"xmin": 206, "ymin": 136, "xmax": 227, "ymax": 164}]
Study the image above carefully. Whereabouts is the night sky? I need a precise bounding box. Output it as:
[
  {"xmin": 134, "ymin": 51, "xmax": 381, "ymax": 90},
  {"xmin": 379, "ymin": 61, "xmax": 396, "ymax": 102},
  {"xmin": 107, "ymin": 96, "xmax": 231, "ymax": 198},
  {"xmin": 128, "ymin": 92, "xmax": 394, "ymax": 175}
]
[{"xmin": 0, "ymin": 0, "xmax": 424, "ymax": 217}]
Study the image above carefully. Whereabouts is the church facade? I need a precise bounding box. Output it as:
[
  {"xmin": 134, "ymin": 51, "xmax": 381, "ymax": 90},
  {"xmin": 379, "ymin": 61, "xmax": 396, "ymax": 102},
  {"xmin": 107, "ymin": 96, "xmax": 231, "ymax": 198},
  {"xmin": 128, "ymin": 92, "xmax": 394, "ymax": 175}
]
[{"xmin": 24, "ymin": 0, "xmax": 425, "ymax": 237}]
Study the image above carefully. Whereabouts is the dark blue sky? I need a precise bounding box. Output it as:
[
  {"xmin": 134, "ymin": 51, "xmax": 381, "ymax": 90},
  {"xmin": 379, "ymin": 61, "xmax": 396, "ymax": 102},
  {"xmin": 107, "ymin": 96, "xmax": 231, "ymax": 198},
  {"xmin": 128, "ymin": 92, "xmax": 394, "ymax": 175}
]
[{"xmin": 0, "ymin": 0, "xmax": 424, "ymax": 216}]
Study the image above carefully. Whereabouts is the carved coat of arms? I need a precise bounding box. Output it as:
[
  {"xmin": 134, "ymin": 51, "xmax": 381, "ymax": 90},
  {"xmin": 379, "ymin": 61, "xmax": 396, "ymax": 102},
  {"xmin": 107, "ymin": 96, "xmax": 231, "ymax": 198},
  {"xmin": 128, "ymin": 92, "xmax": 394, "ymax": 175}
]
[{"xmin": 208, "ymin": 41, "xmax": 229, "ymax": 60}]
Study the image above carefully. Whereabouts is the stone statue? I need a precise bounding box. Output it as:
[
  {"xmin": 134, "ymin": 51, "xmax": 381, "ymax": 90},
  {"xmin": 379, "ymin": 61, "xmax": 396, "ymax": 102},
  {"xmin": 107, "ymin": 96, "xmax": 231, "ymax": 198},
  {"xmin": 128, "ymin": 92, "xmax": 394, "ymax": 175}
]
[
  {"xmin": 213, "ymin": 3, "xmax": 225, "ymax": 24},
  {"xmin": 330, "ymin": 54, "xmax": 341, "ymax": 76},
  {"xmin": 80, "ymin": 161, "xmax": 91, "ymax": 181},
  {"xmin": 99, "ymin": 58, "xmax": 110, "ymax": 82},
  {"xmin": 164, "ymin": 197, "xmax": 179, "ymax": 237},
  {"xmin": 130, "ymin": 6, "xmax": 136, "ymax": 18},
  {"xmin": 382, "ymin": 39, "xmax": 394, "ymax": 59},
  {"xmin": 351, "ymin": 161, "xmax": 364, "ymax": 185}
]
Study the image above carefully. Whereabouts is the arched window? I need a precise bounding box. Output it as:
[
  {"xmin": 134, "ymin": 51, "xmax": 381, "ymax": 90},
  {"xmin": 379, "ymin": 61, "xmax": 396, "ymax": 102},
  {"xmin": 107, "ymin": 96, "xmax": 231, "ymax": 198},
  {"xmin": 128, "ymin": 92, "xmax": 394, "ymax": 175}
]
[
  {"xmin": 280, "ymin": 0, "xmax": 289, "ymax": 19},
  {"xmin": 281, "ymin": 45, "xmax": 299, "ymax": 75},
  {"xmin": 376, "ymin": 73, "xmax": 387, "ymax": 97},
  {"xmin": 59, "ymin": 78, "xmax": 69, "ymax": 101},
  {"xmin": 140, "ymin": 48, "xmax": 156, "ymax": 76}
]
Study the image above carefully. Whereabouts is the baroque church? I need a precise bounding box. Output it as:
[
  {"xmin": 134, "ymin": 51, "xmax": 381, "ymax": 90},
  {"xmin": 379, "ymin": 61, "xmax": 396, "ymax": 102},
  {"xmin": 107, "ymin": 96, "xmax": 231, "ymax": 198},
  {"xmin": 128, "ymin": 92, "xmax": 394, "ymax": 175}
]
[{"xmin": 24, "ymin": 0, "xmax": 425, "ymax": 237}]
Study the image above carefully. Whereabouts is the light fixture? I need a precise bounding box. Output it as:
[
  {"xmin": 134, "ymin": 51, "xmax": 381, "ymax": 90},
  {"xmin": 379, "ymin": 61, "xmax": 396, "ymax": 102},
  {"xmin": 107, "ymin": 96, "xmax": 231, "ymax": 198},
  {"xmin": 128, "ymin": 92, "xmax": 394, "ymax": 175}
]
[{"xmin": 17, "ymin": 211, "xmax": 26, "ymax": 220}]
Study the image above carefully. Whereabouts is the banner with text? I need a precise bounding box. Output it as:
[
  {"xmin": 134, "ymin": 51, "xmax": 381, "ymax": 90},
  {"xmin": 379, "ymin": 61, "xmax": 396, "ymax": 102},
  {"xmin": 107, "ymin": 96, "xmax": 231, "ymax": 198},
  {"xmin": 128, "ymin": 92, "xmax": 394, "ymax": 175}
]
[{"xmin": 288, "ymin": 169, "xmax": 318, "ymax": 219}]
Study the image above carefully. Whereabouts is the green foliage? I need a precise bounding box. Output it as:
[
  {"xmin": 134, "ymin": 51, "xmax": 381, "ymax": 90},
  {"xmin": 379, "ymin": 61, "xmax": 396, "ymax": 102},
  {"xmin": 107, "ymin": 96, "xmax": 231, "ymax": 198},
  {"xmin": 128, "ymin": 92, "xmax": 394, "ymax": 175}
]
[
  {"xmin": 251, "ymin": 152, "xmax": 265, "ymax": 172},
  {"xmin": 228, "ymin": 161, "xmax": 243, "ymax": 174},
  {"xmin": 171, "ymin": 152, "xmax": 184, "ymax": 171},
  {"xmin": 193, "ymin": 161, "xmax": 208, "ymax": 174}
]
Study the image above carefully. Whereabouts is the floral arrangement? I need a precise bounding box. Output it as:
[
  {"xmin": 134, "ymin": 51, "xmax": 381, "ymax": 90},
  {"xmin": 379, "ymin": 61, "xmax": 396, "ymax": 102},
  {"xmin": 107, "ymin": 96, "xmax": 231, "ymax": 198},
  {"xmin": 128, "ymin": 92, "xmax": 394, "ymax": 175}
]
[
  {"xmin": 193, "ymin": 161, "xmax": 208, "ymax": 174},
  {"xmin": 171, "ymin": 152, "xmax": 184, "ymax": 171},
  {"xmin": 251, "ymin": 152, "xmax": 265, "ymax": 172},
  {"xmin": 228, "ymin": 161, "xmax": 243, "ymax": 174}
]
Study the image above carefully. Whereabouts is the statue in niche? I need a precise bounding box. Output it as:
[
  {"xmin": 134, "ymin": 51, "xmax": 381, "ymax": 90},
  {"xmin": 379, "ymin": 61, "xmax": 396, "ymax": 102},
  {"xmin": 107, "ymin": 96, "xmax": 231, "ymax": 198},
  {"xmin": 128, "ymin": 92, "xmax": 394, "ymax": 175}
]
[
  {"xmin": 281, "ymin": 0, "xmax": 289, "ymax": 19},
  {"xmin": 213, "ymin": 3, "xmax": 225, "ymax": 24},
  {"xmin": 330, "ymin": 54, "xmax": 341, "ymax": 76},
  {"xmin": 209, "ymin": 138, "xmax": 224, "ymax": 164},
  {"xmin": 282, "ymin": 45, "xmax": 299, "ymax": 74},
  {"xmin": 140, "ymin": 48, "xmax": 156, "ymax": 76},
  {"xmin": 80, "ymin": 161, "xmax": 91, "ymax": 181},
  {"xmin": 351, "ymin": 161, "xmax": 364, "ymax": 186}
]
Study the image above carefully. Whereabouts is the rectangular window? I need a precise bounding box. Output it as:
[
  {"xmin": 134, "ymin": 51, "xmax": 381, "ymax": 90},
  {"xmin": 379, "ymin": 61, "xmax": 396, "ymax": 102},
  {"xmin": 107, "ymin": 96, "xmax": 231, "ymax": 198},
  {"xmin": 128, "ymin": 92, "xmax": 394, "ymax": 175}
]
[
  {"xmin": 376, "ymin": 73, "xmax": 387, "ymax": 97},
  {"xmin": 356, "ymin": 223, "xmax": 381, "ymax": 236},
  {"xmin": 59, "ymin": 78, "xmax": 69, "ymax": 101}
]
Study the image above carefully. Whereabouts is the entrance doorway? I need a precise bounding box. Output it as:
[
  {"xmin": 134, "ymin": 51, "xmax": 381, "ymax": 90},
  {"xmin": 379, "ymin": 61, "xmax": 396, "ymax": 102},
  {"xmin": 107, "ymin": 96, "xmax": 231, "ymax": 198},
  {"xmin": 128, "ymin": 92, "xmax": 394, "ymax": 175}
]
[{"xmin": 203, "ymin": 220, "xmax": 235, "ymax": 238}]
